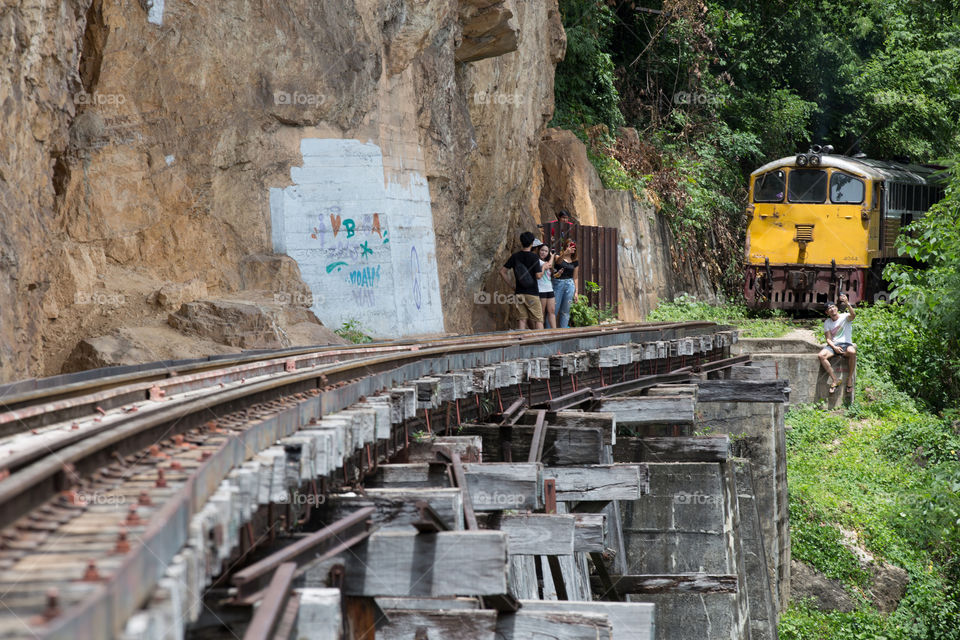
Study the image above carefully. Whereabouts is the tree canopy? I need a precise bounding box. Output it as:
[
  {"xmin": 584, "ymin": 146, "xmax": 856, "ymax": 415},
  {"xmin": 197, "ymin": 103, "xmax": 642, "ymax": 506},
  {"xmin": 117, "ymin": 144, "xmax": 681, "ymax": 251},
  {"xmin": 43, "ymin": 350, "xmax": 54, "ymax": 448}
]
[{"xmin": 551, "ymin": 0, "xmax": 960, "ymax": 292}]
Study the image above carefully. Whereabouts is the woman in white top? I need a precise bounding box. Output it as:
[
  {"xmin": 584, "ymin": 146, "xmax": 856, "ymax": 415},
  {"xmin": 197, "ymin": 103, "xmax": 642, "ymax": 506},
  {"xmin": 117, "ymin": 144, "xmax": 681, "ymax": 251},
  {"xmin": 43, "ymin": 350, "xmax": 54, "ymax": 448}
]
[{"xmin": 534, "ymin": 241, "xmax": 556, "ymax": 328}]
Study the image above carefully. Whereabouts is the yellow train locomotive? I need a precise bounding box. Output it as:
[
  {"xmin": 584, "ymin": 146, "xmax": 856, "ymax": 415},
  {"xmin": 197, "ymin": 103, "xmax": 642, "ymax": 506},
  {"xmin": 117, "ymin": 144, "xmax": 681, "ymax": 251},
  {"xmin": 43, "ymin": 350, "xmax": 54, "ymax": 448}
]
[{"xmin": 744, "ymin": 146, "xmax": 946, "ymax": 309}]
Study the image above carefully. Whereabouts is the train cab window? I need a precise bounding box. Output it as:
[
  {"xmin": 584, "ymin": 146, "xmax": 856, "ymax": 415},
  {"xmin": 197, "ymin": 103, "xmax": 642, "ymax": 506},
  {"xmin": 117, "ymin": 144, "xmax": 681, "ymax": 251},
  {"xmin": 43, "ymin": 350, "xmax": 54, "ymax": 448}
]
[
  {"xmin": 788, "ymin": 169, "xmax": 827, "ymax": 203},
  {"xmin": 830, "ymin": 171, "xmax": 865, "ymax": 204},
  {"xmin": 753, "ymin": 170, "xmax": 785, "ymax": 202}
]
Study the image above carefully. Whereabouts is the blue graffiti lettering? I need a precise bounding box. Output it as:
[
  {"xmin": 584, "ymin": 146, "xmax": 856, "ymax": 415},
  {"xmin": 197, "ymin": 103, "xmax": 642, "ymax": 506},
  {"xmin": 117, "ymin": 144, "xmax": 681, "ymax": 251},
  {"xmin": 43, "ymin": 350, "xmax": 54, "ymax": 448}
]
[
  {"xmin": 411, "ymin": 247, "xmax": 422, "ymax": 310},
  {"xmin": 351, "ymin": 289, "xmax": 376, "ymax": 307},
  {"xmin": 349, "ymin": 264, "xmax": 382, "ymax": 288}
]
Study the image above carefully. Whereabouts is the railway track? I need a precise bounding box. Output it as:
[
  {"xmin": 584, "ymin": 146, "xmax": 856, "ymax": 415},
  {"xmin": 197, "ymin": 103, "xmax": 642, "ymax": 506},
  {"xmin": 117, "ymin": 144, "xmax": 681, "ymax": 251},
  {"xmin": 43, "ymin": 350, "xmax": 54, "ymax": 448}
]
[{"xmin": 0, "ymin": 322, "xmax": 737, "ymax": 640}]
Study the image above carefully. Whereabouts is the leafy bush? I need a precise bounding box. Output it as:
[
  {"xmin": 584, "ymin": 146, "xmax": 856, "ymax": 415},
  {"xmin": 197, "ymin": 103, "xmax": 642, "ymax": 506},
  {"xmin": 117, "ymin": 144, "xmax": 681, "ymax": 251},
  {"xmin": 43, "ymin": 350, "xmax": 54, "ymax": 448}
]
[
  {"xmin": 881, "ymin": 160, "xmax": 960, "ymax": 410},
  {"xmin": 852, "ymin": 303, "xmax": 957, "ymax": 411},
  {"xmin": 779, "ymin": 600, "xmax": 887, "ymax": 640},
  {"xmin": 784, "ymin": 375, "xmax": 960, "ymax": 639},
  {"xmin": 790, "ymin": 501, "xmax": 871, "ymax": 587},
  {"xmin": 334, "ymin": 319, "xmax": 373, "ymax": 344},
  {"xmin": 569, "ymin": 281, "xmax": 616, "ymax": 327},
  {"xmin": 586, "ymin": 139, "xmax": 648, "ymax": 193}
]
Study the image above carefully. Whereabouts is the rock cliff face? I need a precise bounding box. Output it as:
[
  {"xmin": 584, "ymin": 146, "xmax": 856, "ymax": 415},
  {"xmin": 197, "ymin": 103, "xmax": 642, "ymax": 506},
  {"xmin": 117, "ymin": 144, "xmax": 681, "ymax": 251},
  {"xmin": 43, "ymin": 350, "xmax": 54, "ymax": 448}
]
[
  {"xmin": 0, "ymin": 0, "xmax": 710, "ymax": 383},
  {"xmin": 534, "ymin": 128, "xmax": 715, "ymax": 320}
]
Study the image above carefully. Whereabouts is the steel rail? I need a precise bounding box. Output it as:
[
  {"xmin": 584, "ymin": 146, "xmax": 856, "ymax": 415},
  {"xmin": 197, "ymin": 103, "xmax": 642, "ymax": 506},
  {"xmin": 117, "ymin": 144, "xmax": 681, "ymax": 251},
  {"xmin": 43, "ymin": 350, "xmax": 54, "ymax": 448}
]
[
  {"xmin": 0, "ymin": 329, "xmax": 578, "ymax": 469},
  {"xmin": 241, "ymin": 562, "xmax": 298, "ymax": 640},
  {"xmin": 0, "ymin": 322, "xmax": 716, "ymax": 438},
  {"xmin": 2, "ymin": 324, "xmax": 691, "ymax": 525},
  {"xmin": 0, "ymin": 322, "xmax": 725, "ymax": 474},
  {"xmin": 0, "ymin": 322, "xmax": 706, "ymax": 412},
  {"xmin": 1, "ymin": 321, "xmax": 730, "ymax": 640},
  {"xmin": 3, "ymin": 322, "xmax": 729, "ymax": 528}
]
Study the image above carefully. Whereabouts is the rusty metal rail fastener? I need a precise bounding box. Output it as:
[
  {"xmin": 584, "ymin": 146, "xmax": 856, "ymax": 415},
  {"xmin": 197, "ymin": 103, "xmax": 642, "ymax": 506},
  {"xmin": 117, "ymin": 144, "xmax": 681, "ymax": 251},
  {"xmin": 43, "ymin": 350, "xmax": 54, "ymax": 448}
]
[
  {"xmin": 232, "ymin": 506, "xmax": 376, "ymax": 604},
  {"xmin": 412, "ymin": 501, "xmax": 451, "ymax": 533},
  {"xmin": 241, "ymin": 562, "xmax": 297, "ymax": 640},
  {"xmin": 692, "ymin": 354, "xmax": 751, "ymax": 374}
]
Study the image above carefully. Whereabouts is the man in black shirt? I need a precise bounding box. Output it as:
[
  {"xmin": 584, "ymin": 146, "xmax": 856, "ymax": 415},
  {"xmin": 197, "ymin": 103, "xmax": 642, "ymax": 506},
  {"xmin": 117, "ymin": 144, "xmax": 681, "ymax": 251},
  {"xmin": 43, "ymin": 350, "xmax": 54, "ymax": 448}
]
[{"xmin": 499, "ymin": 231, "xmax": 544, "ymax": 330}]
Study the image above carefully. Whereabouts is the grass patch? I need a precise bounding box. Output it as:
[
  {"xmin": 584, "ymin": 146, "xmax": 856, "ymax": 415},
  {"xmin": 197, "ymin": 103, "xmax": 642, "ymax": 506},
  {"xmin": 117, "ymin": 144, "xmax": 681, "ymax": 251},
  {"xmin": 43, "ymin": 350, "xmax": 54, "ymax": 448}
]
[
  {"xmin": 781, "ymin": 364, "xmax": 960, "ymax": 639},
  {"xmin": 647, "ymin": 295, "xmax": 798, "ymax": 338}
]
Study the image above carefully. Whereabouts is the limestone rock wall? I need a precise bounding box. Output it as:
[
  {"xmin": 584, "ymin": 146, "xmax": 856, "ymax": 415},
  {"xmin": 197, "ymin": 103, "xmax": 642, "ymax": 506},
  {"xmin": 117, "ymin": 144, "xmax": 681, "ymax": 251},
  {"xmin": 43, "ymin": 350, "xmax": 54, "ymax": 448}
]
[
  {"xmin": 0, "ymin": 0, "xmax": 558, "ymax": 378},
  {"xmin": 534, "ymin": 128, "xmax": 716, "ymax": 321},
  {"xmin": 1, "ymin": 0, "xmax": 711, "ymax": 382}
]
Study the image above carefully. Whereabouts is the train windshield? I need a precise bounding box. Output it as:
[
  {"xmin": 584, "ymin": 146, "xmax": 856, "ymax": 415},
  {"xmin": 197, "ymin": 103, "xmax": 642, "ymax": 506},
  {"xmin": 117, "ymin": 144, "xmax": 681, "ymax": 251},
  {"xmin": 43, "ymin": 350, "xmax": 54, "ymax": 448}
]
[
  {"xmin": 830, "ymin": 172, "xmax": 865, "ymax": 204},
  {"xmin": 788, "ymin": 169, "xmax": 827, "ymax": 203},
  {"xmin": 753, "ymin": 170, "xmax": 785, "ymax": 202}
]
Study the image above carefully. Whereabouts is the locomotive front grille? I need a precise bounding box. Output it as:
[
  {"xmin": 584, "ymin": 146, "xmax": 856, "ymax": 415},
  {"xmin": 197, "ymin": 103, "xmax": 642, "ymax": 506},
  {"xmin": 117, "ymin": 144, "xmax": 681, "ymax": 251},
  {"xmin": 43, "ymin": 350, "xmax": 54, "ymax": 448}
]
[{"xmin": 794, "ymin": 224, "xmax": 814, "ymax": 243}]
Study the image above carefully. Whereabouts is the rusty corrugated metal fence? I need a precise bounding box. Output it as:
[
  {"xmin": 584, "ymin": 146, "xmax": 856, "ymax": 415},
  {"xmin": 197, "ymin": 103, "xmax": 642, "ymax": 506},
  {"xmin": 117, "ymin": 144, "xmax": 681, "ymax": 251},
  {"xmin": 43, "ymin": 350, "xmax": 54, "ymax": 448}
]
[{"xmin": 540, "ymin": 221, "xmax": 618, "ymax": 315}]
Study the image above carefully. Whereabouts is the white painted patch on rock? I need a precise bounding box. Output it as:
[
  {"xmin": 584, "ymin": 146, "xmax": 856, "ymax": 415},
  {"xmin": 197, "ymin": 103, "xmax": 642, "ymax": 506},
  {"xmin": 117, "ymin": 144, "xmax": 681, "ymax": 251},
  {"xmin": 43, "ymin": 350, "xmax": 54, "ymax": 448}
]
[
  {"xmin": 269, "ymin": 138, "xmax": 444, "ymax": 337},
  {"xmin": 147, "ymin": 0, "xmax": 164, "ymax": 25}
]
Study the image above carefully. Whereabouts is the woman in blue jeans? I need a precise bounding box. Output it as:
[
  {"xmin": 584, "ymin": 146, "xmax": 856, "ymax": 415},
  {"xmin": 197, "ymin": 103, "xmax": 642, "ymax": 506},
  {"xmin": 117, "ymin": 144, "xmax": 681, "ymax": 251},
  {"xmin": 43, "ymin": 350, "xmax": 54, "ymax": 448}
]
[{"xmin": 552, "ymin": 240, "xmax": 579, "ymax": 328}]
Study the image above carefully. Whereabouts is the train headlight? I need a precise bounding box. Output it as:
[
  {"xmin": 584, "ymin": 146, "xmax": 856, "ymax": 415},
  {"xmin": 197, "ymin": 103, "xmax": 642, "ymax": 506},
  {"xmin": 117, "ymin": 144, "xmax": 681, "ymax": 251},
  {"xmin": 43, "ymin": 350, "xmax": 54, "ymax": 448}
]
[
  {"xmin": 795, "ymin": 154, "xmax": 808, "ymax": 166},
  {"xmin": 809, "ymin": 154, "xmax": 822, "ymax": 166}
]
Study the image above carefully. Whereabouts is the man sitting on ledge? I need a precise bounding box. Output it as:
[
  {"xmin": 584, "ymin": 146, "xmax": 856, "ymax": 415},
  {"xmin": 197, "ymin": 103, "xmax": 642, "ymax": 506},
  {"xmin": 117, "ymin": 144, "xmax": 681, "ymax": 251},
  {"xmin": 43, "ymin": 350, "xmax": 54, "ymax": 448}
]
[{"xmin": 819, "ymin": 293, "xmax": 857, "ymax": 394}]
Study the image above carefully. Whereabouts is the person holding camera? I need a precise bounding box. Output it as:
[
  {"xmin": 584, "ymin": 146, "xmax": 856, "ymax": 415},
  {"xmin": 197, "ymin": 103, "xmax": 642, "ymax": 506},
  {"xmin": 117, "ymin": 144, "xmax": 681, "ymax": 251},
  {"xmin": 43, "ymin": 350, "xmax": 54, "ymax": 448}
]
[
  {"xmin": 499, "ymin": 231, "xmax": 544, "ymax": 330},
  {"xmin": 818, "ymin": 293, "xmax": 857, "ymax": 394},
  {"xmin": 553, "ymin": 239, "xmax": 579, "ymax": 328},
  {"xmin": 533, "ymin": 240, "xmax": 557, "ymax": 328}
]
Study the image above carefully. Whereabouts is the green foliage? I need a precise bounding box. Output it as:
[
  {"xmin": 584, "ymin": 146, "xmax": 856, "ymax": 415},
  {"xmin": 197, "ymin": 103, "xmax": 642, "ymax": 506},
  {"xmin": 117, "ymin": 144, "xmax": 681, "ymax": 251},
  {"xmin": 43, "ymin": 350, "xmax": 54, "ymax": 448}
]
[
  {"xmin": 790, "ymin": 499, "xmax": 872, "ymax": 586},
  {"xmin": 851, "ymin": 302, "xmax": 957, "ymax": 411},
  {"xmin": 779, "ymin": 600, "xmax": 887, "ymax": 640},
  {"xmin": 334, "ymin": 319, "xmax": 373, "ymax": 344},
  {"xmin": 569, "ymin": 280, "xmax": 616, "ymax": 327},
  {"xmin": 880, "ymin": 160, "xmax": 960, "ymax": 410},
  {"xmin": 549, "ymin": 0, "xmax": 960, "ymax": 298},
  {"xmin": 647, "ymin": 295, "xmax": 796, "ymax": 338},
  {"xmin": 903, "ymin": 461, "xmax": 960, "ymax": 577},
  {"xmin": 551, "ymin": 0, "xmax": 625, "ymax": 131},
  {"xmin": 585, "ymin": 143, "xmax": 648, "ymax": 192},
  {"xmin": 783, "ymin": 374, "xmax": 960, "ymax": 639}
]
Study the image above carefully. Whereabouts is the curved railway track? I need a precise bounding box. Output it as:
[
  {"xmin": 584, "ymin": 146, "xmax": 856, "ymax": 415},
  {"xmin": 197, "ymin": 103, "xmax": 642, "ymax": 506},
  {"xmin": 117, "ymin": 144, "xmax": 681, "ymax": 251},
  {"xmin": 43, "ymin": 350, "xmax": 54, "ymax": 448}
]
[{"xmin": 0, "ymin": 322, "xmax": 732, "ymax": 640}]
